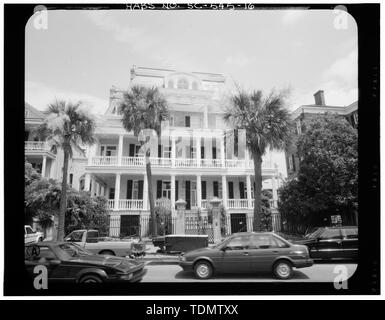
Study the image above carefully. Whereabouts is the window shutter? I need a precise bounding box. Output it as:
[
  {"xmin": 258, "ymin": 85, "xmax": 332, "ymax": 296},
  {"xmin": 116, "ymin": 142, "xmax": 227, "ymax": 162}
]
[
  {"xmin": 158, "ymin": 144, "xmax": 162, "ymax": 158},
  {"xmin": 213, "ymin": 181, "xmax": 219, "ymax": 197},
  {"xmin": 126, "ymin": 180, "xmax": 133, "ymax": 199},
  {"xmin": 185, "ymin": 181, "xmax": 191, "ymax": 209},
  {"xmin": 228, "ymin": 181, "xmax": 234, "ymax": 199},
  {"xmin": 239, "ymin": 182, "xmax": 245, "ymax": 199},
  {"xmin": 202, "ymin": 181, "xmax": 207, "ymax": 200},
  {"xmin": 175, "ymin": 180, "xmax": 179, "ymax": 201},
  {"xmin": 201, "ymin": 146, "xmax": 205, "ymax": 159},
  {"xmin": 138, "ymin": 180, "xmax": 144, "ymax": 199},
  {"xmin": 129, "ymin": 144, "xmax": 135, "ymax": 157},
  {"xmin": 156, "ymin": 180, "xmax": 162, "ymax": 199},
  {"xmin": 212, "ymin": 147, "xmax": 217, "ymax": 159}
]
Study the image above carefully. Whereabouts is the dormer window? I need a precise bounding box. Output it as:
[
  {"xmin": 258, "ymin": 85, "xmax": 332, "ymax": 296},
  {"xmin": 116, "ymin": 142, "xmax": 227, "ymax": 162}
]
[{"xmin": 177, "ymin": 78, "xmax": 189, "ymax": 89}]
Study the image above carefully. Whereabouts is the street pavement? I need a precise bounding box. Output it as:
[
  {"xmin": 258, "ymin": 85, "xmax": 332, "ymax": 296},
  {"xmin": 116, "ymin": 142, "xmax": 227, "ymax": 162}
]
[{"xmin": 141, "ymin": 262, "xmax": 357, "ymax": 282}]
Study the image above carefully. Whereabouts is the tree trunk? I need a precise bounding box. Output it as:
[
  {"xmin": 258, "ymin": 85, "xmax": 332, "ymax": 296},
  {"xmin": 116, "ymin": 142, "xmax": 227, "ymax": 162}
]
[
  {"xmin": 252, "ymin": 151, "xmax": 262, "ymax": 231},
  {"xmin": 57, "ymin": 147, "xmax": 70, "ymax": 241},
  {"xmin": 145, "ymin": 149, "xmax": 157, "ymax": 238}
]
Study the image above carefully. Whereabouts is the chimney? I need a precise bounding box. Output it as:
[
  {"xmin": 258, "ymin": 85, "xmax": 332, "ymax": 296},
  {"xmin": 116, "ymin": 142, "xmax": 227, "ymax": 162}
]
[{"xmin": 313, "ymin": 90, "xmax": 325, "ymax": 105}]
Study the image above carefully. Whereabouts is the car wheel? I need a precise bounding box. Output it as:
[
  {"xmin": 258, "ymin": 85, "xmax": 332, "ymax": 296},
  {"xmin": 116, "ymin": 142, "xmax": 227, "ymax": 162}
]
[
  {"xmin": 194, "ymin": 261, "xmax": 213, "ymax": 280},
  {"xmin": 273, "ymin": 260, "xmax": 293, "ymax": 280},
  {"xmin": 99, "ymin": 250, "xmax": 115, "ymax": 256},
  {"xmin": 79, "ymin": 274, "xmax": 104, "ymax": 283}
]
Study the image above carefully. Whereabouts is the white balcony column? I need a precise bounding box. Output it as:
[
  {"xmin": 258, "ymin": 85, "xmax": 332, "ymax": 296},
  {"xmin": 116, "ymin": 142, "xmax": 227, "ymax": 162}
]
[
  {"xmin": 203, "ymin": 106, "xmax": 208, "ymax": 129},
  {"xmin": 114, "ymin": 173, "xmax": 121, "ymax": 211},
  {"xmin": 118, "ymin": 134, "xmax": 124, "ymax": 165},
  {"xmin": 196, "ymin": 135, "xmax": 201, "ymax": 167},
  {"xmin": 143, "ymin": 174, "xmax": 148, "ymax": 210},
  {"xmin": 41, "ymin": 156, "xmax": 47, "ymax": 178},
  {"xmin": 87, "ymin": 144, "xmax": 97, "ymax": 166},
  {"xmin": 171, "ymin": 135, "xmax": 176, "ymax": 167},
  {"xmin": 222, "ymin": 175, "xmax": 228, "ymax": 209},
  {"xmin": 220, "ymin": 135, "xmax": 225, "ymax": 168},
  {"xmin": 246, "ymin": 175, "xmax": 252, "ymax": 209},
  {"xmin": 196, "ymin": 174, "xmax": 202, "ymax": 209},
  {"xmin": 272, "ymin": 175, "xmax": 278, "ymax": 208},
  {"xmin": 171, "ymin": 174, "xmax": 176, "ymax": 215},
  {"xmin": 84, "ymin": 173, "xmax": 91, "ymax": 191}
]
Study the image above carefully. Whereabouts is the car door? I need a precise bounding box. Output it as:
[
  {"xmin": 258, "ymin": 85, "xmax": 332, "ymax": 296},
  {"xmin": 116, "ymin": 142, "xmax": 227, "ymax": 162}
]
[
  {"xmin": 341, "ymin": 227, "xmax": 358, "ymax": 259},
  {"xmin": 248, "ymin": 234, "xmax": 282, "ymax": 272},
  {"xmin": 217, "ymin": 235, "xmax": 252, "ymax": 273},
  {"xmin": 314, "ymin": 228, "xmax": 343, "ymax": 259}
]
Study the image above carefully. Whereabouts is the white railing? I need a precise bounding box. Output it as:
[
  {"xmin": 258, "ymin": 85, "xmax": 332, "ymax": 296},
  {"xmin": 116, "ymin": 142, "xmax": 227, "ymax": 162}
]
[
  {"xmin": 227, "ymin": 199, "xmax": 249, "ymax": 209},
  {"xmin": 121, "ymin": 156, "xmax": 144, "ymax": 166},
  {"xmin": 107, "ymin": 200, "xmax": 115, "ymax": 210},
  {"xmin": 155, "ymin": 198, "xmax": 172, "ymax": 208},
  {"xmin": 200, "ymin": 159, "xmax": 222, "ymax": 168},
  {"xmin": 226, "ymin": 159, "xmax": 248, "ymax": 168},
  {"xmin": 92, "ymin": 156, "xmax": 118, "ymax": 166},
  {"xmin": 174, "ymin": 158, "xmax": 198, "ymax": 168},
  {"xmin": 25, "ymin": 141, "xmax": 50, "ymax": 151},
  {"xmin": 118, "ymin": 199, "xmax": 143, "ymax": 210},
  {"xmin": 150, "ymin": 157, "xmax": 172, "ymax": 167}
]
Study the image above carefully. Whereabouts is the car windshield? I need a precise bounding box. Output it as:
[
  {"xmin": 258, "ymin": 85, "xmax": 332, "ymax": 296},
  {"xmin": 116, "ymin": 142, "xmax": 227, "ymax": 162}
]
[{"xmin": 58, "ymin": 243, "xmax": 93, "ymax": 259}]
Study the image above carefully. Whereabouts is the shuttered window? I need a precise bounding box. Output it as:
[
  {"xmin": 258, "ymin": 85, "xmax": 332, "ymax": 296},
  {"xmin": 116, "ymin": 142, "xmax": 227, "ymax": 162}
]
[
  {"xmin": 156, "ymin": 180, "xmax": 162, "ymax": 199},
  {"xmin": 138, "ymin": 180, "xmax": 144, "ymax": 199},
  {"xmin": 213, "ymin": 181, "xmax": 219, "ymax": 197},
  {"xmin": 228, "ymin": 181, "xmax": 234, "ymax": 199},
  {"xmin": 126, "ymin": 180, "xmax": 133, "ymax": 199},
  {"xmin": 239, "ymin": 182, "xmax": 245, "ymax": 199},
  {"xmin": 202, "ymin": 181, "xmax": 207, "ymax": 200}
]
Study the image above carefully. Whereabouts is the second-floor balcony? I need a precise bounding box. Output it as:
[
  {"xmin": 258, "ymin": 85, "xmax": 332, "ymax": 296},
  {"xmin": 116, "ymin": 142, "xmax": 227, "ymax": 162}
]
[
  {"xmin": 89, "ymin": 156, "xmax": 273, "ymax": 170},
  {"xmin": 25, "ymin": 141, "xmax": 56, "ymax": 158}
]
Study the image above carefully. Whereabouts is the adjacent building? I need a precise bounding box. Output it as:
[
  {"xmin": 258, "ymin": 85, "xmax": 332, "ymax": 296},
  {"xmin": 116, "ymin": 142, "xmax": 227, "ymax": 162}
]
[{"xmin": 286, "ymin": 90, "xmax": 358, "ymax": 178}]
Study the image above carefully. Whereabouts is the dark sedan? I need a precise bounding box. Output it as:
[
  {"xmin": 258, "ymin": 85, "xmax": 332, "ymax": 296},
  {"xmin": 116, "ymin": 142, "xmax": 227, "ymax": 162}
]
[
  {"xmin": 295, "ymin": 226, "xmax": 358, "ymax": 261},
  {"xmin": 24, "ymin": 241, "xmax": 147, "ymax": 283},
  {"xmin": 179, "ymin": 232, "xmax": 313, "ymax": 280}
]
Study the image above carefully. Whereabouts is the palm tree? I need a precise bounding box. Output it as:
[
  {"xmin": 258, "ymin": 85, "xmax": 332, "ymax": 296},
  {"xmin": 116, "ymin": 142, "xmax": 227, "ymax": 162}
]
[
  {"xmin": 224, "ymin": 89, "xmax": 292, "ymax": 231},
  {"xmin": 35, "ymin": 100, "xmax": 96, "ymax": 240},
  {"xmin": 118, "ymin": 85, "xmax": 169, "ymax": 238}
]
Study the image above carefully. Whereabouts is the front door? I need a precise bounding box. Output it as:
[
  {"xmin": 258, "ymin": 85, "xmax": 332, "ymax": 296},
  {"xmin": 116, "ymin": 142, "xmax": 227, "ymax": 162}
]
[
  {"xmin": 230, "ymin": 214, "xmax": 247, "ymax": 233},
  {"xmin": 120, "ymin": 215, "xmax": 140, "ymax": 237}
]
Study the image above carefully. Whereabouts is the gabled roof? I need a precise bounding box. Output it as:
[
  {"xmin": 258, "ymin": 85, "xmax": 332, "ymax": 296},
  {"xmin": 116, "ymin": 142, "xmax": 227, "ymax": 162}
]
[{"xmin": 25, "ymin": 102, "xmax": 46, "ymax": 121}]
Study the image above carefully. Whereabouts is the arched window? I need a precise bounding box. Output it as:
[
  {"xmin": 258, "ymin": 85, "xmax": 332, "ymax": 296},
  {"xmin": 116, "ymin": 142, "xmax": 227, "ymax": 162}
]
[
  {"xmin": 192, "ymin": 81, "xmax": 198, "ymax": 90},
  {"xmin": 177, "ymin": 78, "xmax": 189, "ymax": 89},
  {"xmin": 168, "ymin": 79, "xmax": 174, "ymax": 88}
]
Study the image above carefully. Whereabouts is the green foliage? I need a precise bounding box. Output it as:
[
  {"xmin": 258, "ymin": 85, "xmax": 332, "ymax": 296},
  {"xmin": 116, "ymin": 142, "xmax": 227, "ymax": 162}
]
[
  {"xmin": 119, "ymin": 85, "xmax": 170, "ymax": 137},
  {"xmin": 25, "ymin": 177, "xmax": 109, "ymax": 235},
  {"xmin": 154, "ymin": 198, "xmax": 172, "ymax": 236},
  {"xmin": 25, "ymin": 159, "xmax": 41, "ymax": 186},
  {"xmin": 260, "ymin": 190, "xmax": 273, "ymax": 231},
  {"xmin": 279, "ymin": 114, "xmax": 358, "ymax": 231}
]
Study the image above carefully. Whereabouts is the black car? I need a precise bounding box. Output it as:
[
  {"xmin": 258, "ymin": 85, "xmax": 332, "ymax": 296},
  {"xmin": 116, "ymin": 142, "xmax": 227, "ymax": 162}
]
[
  {"xmin": 295, "ymin": 226, "xmax": 358, "ymax": 261},
  {"xmin": 24, "ymin": 241, "xmax": 147, "ymax": 283}
]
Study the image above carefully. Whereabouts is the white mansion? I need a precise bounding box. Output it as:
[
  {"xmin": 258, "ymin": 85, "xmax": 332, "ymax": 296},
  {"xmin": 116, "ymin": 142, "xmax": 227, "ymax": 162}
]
[{"xmin": 25, "ymin": 66, "xmax": 285, "ymax": 237}]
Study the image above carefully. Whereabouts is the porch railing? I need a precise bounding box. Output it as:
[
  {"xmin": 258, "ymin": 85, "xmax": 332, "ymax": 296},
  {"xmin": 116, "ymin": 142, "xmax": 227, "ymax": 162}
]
[
  {"xmin": 92, "ymin": 156, "xmax": 118, "ymax": 166},
  {"xmin": 107, "ymin": 199, "xmax": 144, "ymax": 210},
  {"xmin": 227, "ymin": 199, "xmax": 248, "ymax": 209},
  {"xmin": 174, "ymin": 158, "xmax": 198, "ymax": 167},
  {"xmin": 25, "ymin": 141, "xmax": 50, "ymax": 151},
  {"xmin": 200, "ymin": 159, "xmax": 222, "ymax": 168},
  {"xmin": 121, "ymin": 156, "xmax": 144, "ymax": 166}
]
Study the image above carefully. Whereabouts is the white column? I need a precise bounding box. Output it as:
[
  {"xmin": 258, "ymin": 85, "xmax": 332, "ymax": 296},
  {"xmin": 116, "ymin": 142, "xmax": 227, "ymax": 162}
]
[
  {"xmin": 220, "ymin": 135, "xmax": 225, "ymax": 168},
  {"xmin": 114, "ymin": 173, "xmax": 121, "ymax": 211},
  {"xmin": 203, "ymin": 106, "xmax": 208, "ymax": 128},
  {"xmin": 171, "ymin": 135, "xmax": 176, "ymax": 167},
  {"xmin": 196, "ymin": 136, "xmax": 201, "ymax": 167},
  {"xmin": 88, "ymin": 144, "xmax": 97, "ymax": 166},
  {"xmin": 222, "ymin": 175, "xmax": 227, "ymax": 209},
  {"xmin": 171, "ymin": 174, "xmax": 176, "ymax": 214},
  {"xmin": 196, "ymin": 174, "xmax": 202, "ymax": 208},
  {"xmin": 85, "ymin": 173, "xmax": 91, "ymax": 191},
  {"xmin": 143, "ymin": 174, "xmax": 148, "ymax": 210},
  {"xmin": 246, "ymin": 175, "xmax": 252, "ymax": 209},
  {"xmin": 118, "ymin": 134, "xmax": 123, "ymax": 165},
  {"xmin": 41, "ymin": 156, "xmax": 47, "ymax": 178},
  {"xmin": 272, "ymin": 175, "xmax": 278, "ymax": 208}
]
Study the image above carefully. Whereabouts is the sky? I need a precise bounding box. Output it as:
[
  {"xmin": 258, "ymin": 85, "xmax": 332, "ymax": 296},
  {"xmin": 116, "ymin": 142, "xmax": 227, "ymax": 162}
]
[{"xmin": 26, "ymin": 8, "xmax": 358, "ymax": 115}]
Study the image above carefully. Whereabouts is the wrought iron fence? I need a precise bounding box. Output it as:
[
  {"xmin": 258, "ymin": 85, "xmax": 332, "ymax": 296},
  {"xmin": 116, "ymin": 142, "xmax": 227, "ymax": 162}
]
[{"xmin": 185, "ymin": 216, "xmax": 214, "ymax": 243}]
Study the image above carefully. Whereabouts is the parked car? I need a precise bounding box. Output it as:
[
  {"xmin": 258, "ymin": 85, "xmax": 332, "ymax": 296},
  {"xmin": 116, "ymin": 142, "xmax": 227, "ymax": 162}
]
[
  {"xmin": 64, "ymin": 229, "xmax": 145, "ymax": 257},
  {"xmin": 179, "ymin": 232, "xmax": 313, "ymax": 280},
  {"xmin": 24, "ymin": 241, "xmax": 147, "ymax": 283},
  {"xmin": 295, "ymin": 226, "xmax": 358, "ymax": 261},
  {"xmin": 24, "ymin": 225, "xmax": 44, "ymax": 244}
]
